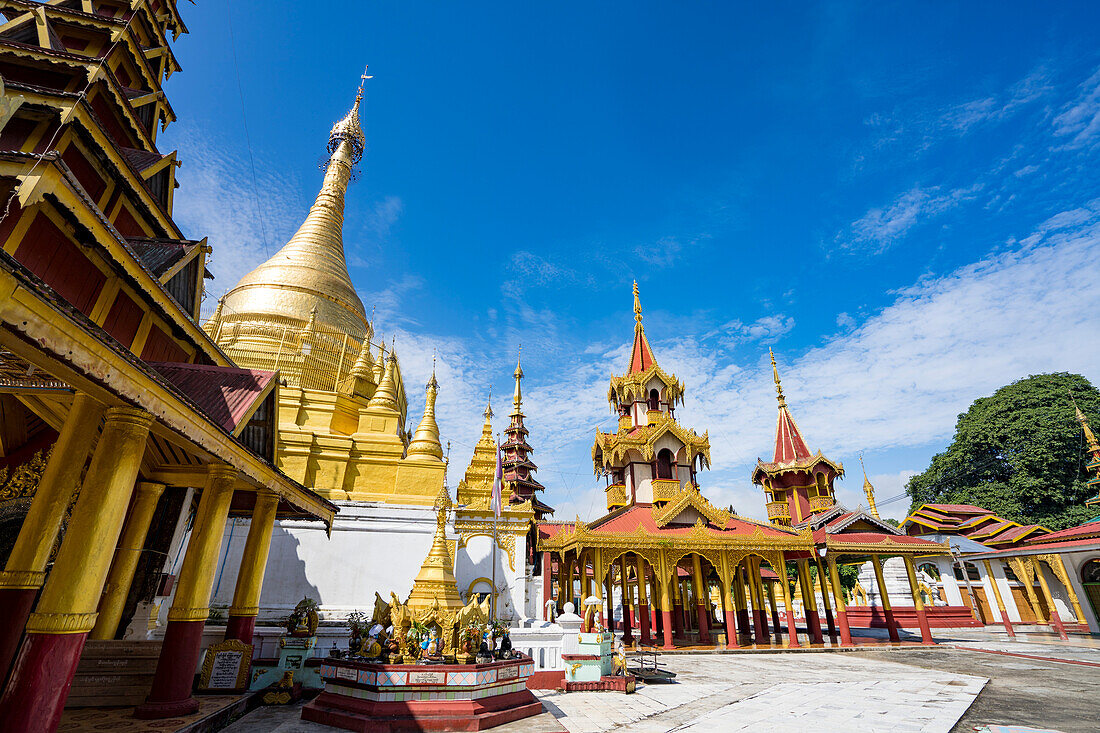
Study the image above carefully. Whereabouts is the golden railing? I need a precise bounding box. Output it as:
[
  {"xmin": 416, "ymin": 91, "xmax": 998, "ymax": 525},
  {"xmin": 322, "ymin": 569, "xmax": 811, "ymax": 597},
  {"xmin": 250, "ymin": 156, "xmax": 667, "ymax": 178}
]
[
  {"xmin": 605, "ymin": 483, "xmax": 627, "ymax": 508},
  {"xmin": 809, "ymin": 495, "xmax": 835, "ymax": 513},
  {"xmin": 651, "ymin": 479, "xmax": 680, "ymax": 502},
  {"xmin": 766, "ymin": 501, "xmax": 791, "ymax": 521},
  {"xmin": 646, "ymin": 409, "xmax": 663, "ymax": 426}
]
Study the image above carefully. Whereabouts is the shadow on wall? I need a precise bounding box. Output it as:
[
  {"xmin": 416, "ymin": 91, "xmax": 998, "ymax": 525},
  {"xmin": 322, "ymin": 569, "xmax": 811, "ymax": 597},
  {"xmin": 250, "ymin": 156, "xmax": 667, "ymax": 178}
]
[{"xmin": 255, "ymin": 523, "xmax": 322, "ymax": 625}]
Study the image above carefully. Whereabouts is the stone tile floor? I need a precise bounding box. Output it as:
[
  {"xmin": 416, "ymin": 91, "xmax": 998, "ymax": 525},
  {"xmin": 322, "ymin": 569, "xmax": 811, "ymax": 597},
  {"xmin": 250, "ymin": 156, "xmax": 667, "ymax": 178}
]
[
  {"xmin": 534, "ymin": 654, "xmax": 986, "ymax": 733},
  {"xmin": 222, "ymin": 631, "xmax": 1100, "ymax": 732}
]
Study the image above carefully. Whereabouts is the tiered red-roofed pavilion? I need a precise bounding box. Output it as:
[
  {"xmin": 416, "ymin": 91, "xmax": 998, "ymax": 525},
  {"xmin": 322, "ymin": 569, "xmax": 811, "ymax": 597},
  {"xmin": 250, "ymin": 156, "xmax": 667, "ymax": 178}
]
[{"xmin": 539, "ymin": 284, "xmax": 946, "ymax": 651}]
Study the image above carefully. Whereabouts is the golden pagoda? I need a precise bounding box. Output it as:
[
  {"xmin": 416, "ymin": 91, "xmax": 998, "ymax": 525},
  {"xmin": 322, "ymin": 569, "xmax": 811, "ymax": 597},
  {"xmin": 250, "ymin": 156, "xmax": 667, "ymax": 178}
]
[
  {"xmin": 453, "ymin": 393, "xmax": 536, "ymax": 576},
  {"xmin": 204, "ymin": 82, "xmax": 444, "ymax": 504},
  {"xmin": 405, "ymin": 485, "xmax": 464, "ymax": 615}
]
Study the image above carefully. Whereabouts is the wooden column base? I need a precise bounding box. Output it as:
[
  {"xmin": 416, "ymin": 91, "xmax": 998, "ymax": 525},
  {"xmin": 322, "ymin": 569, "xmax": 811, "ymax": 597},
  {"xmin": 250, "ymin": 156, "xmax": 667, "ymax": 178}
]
[
  {"xmin": 0, "ymin": 586, "xmax": 38, "ymax": 681},
  {"xmin": 135, "ymin": 619, "xmax": 206, "ymax": 719},
  {"xmin": 225, "ymin": 615, "xmax": 256, "ymax": 645},
  {"xmin": 806, "ymin": 609, "xmax": 824, "ymax": 644},
  {"xmin": 0, "ymin": 630, "xmax": 87, "ymax": 733}
]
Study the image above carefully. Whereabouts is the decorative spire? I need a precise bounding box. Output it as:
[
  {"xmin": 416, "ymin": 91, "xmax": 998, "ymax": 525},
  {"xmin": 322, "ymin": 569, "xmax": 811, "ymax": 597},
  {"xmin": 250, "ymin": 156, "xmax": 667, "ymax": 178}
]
[
  {"xmin": 627, "ymin": 281, "xmax": 657, "ymax": 374},
  {"xmin": 367, "ymin": 348, "xmax": 399, "ymax": 412},
  {"xmin": 860, "ymin": 453, "xmax": 880, "ymax": 520},
  {"xmin": 349, "ymin": 337, "xmax": 375, "ymax": 379},
  {"xmin": 769, "ymin": 348, "xmax": 786, "ymax": 408},
  {"xmin": 373, "ymin": 342, "xmax": 386, "ymax": 384},
  {"xmin": 484, "ymin": 389, "xmax": 494, "ymax": 423},
  {"xmin": 327, "ymin": 65, "xmax": 370, "ymax": 163},
  {"xmin": 769, "ymin": 350, "xmax": 811, "ymax": 463},
  {"xmin": 512, "ymin": 346, "xmax": 523, "ymax": 415},
  {"xmin": 405, "ymin": 481, "xmax": 463, "ymax": 614},
  {"xmin": 407, "ymin": 357, "xmax": 443, "ymax": 461},
  {"xmin": 1077, "ymin": 405, "xmax": 1100, "ymax": 454},
  {"xmin": 218, "ymin": 78, "xmax": 371, "ymax": 342}
]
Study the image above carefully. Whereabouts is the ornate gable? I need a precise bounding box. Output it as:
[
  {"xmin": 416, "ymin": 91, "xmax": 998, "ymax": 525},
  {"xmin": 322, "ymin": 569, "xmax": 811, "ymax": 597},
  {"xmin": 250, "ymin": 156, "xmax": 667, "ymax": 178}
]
[{"xmin": 651, "ymin": 483, "xmax": 731, "ymax": 529}]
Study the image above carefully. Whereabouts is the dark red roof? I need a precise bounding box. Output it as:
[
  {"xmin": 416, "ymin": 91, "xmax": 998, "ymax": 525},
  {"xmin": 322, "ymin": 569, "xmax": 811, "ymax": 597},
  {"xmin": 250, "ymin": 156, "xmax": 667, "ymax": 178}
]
[
  {"xmin": 1027, "ymin": 519, "xmax": 1100, "ymax": 544},
  {"xmin": 126, "ymin": 237, "xmax": 200, "ymax": 277},
  {"xmin": 150, "ymin": 362, "xmax": 275, "ymax": 433},
  {"xmin": 121, "ymin": 146, "xmax": 165, "ymax": 173},
  {"xmin": 538, "ymin": 522, "xmax": 573, "ymax": 540},
  {"xmin": 586, "ymin": 504, "xmax": 797, "ymax": 539}
]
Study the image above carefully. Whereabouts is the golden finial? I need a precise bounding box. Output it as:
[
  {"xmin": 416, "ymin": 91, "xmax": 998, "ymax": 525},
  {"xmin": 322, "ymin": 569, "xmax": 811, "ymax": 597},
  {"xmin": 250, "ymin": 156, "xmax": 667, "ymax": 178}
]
[
  {"xmin": 484, "ymin": 388, "xmax": 494, "ymax": 421},
  {"xmin": 633, "ymin": 280, "xmax": 643, "ymax": 327},
  {"xmin": 1076, "ymin": 403, "xmax": 1100, "ymax": 453},
  {"xmin": 859, "ymin": 452, "xmax": 880, "ymax": 519},
  {"xmin": 769, "ymin": 348, "xmax": 786, "ymax": 408},
  {"xmin": 349, "ymin": 337, "xmax": 375, "ymax": 379},
  {"xmin": 357, "ymin": 64, "xmax": 373, "ymax": 104},
  {"xmin": 367, "ymin": 343, "xmax": 399, "ymax": 411},
  {"xmin": 512, "ymin": 345, "xmax": 524, "ymax": 413}
]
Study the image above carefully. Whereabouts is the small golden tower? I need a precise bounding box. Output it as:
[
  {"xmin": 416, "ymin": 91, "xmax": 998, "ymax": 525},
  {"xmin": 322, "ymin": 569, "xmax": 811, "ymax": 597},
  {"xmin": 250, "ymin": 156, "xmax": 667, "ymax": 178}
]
[
  {"xmin": 860, "ymin": 453, "xmax": 880, "ymax": 520},
  {"xmin": 405, "ymin": 484, "xmax": 464, "ymax": 616}
]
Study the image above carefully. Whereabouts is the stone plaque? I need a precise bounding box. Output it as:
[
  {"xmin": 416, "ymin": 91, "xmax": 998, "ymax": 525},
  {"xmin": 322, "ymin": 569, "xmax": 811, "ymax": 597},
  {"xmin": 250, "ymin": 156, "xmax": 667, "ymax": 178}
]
[
  {"xmin": 198, "ymin": 640, "xmax": 252, "ymax": 692},
  {"xmin": 498, "ymin": 665, "xmax": 518, "ymax": 680},
  {"xmin": 409, "ymin": 670, "xmax": 445, "ymax": 684},
  {"xmin": 335, "ymin": 666, "xmax": 357, "ymax": 681}
]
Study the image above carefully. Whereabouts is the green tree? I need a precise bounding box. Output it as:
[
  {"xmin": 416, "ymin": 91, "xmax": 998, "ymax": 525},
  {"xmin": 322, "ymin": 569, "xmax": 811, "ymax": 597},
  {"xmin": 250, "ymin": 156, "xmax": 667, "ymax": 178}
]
[{"xmin": 906, "ymin": 373, "xmax": 1100, "ymax": 531}]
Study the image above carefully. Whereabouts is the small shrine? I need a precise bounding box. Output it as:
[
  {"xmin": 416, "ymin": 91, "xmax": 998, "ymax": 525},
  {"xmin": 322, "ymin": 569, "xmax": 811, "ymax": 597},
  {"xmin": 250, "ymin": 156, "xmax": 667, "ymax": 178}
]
[{"xmin": 302, "ymin": 484, "xmax": 544, "ymax": 731}]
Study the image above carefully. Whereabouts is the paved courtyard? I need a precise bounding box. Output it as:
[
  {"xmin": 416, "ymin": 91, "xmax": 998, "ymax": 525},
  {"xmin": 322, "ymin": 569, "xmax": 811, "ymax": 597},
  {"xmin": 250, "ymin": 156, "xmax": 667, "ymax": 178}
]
[{"xmin": 223, "ymin": 635, "xmax": 1100, "ymax": 733}]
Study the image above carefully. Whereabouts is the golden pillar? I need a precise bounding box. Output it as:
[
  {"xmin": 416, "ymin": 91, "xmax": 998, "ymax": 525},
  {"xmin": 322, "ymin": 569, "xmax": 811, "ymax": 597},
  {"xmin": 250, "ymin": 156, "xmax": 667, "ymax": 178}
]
[
  {"xmin": 0, "ymin": 392, "xmax": 106, "ymax": 675},
  {"xmin": 619, "ymin": 555, "xmax": 633, "ymax": 644},
  {"xmin": 226, "ymin": 491, "xmax": 280, "ymax": 644},
  {"xmin": 1032, "ymin": 559, "xmax": 1068, "ymax": 640},
  {"xmin": 827, "ymin": 555, "xmax": 853, "ymax": 645},
  {"xmin": 815, "ymin": 556, "xmax": 837, "ymax": 638},
  {"xmin": 777, "ymin": 553, "xmax": 800, "ymax": 647},
  {"xmin": 168, "ymin": 466, "xmax": 237, "ymax": 623},
  {"xmin": 902, "ymin": 555, "xmax": 934, "ymax": 644},
  {"xmin": 796, "ymin": 558, "xmax": 822, "ymax": 643},
  {"xmin": 982, "ymin": 560, "xmax": 1016, "ymax": 638},
  {"xmin": 870, "ymin": 554, "xmax": 900, "ymax": 642},
  {"xmin": 635, "ymin": 554, "xmax": 651, "ymax": 644},
  {"xmin": 1051, "ymin": 555, "xmax": 1086, "ymax": 624},
  {"xmin": 25, "ymin": 407, "xmax": 153, "ymax": 634},
  {"xmin": 564, "ymin": 554, "xmax": 574, "ymax": 607},
  {"xmin": 0, "ymin": 392, "xmax": 106, "ymax": 588},
  {"xmin": 747, "ymin": 556, "xmax": 768, "ymax": 642},
  {"xmin": 690, "ymin": 554, "xmax": 711, "ymax": 644},
  {"xmin": 0, "ymin": 406, "xmax": 152, "ymax": 732},
  {"xmin": 139, "ymin": 465, "xmax": 237, "ymax": 718},
  {"xmin": 91, "ymin": 481, "xmax": 166, "ymax": 640}
]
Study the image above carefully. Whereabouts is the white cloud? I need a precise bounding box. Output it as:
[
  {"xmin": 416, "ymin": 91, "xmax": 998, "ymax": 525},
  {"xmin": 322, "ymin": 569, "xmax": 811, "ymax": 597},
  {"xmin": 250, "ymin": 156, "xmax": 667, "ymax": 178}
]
[
  {"xmin": 839, "ymin": 184, "xmax": 983, "ymax": 254},
  {"xmin": 1053, "ymin": 67, "xmax": 1100, "ymax": 149}
]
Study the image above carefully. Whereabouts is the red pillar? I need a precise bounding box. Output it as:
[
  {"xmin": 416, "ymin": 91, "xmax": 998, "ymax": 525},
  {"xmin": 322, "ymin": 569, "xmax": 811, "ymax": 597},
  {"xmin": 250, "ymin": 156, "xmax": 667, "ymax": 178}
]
[
  {"xmin": 836, "ymin": 608, "xmax": 853, "ymax": 645},
  {"xmin": 883, "ymin": 608, "xmax": 901, "ymax": 643},
  {"xmin": 768, "ymin": 585, "xmax": 783, "ymax": 644},
  {"xmin": 999, "ymin": 609, "xmax": 1016, "ymax": 638},
  {"xmin": 638, "ymin": 601, "xmax": 651, "ymax": 646},
  {"xmin": 0, "ymin": 631, "xmax": 87, "ymax": 732},
  {"xmin": 661, "ymin": 610, "xmax": 674, "ymax": 650},
  {"xmin": 806, "ymin": 609, "xmax": 823, "ymax": 644},
  {"xmin": 0, "ymin": 587, "xmax": 37, "ymax": 681},
  {"xmin": 224, "ymin": 615, "xmax": 256, "ymax": 646},
  {"xmin": 695, "ymin": 603, "xmax": 711, "ymax": 645},
  {"xmin": 136, "ymin": 620, "xmax": 207, "ymax": 717},
  {"xmin": 915, "ymin": 607, "xmax": 934, "ymax": 644},
  {"xmin": 542, "ymin": 553, "xmax": 553, "ymax": 622}
]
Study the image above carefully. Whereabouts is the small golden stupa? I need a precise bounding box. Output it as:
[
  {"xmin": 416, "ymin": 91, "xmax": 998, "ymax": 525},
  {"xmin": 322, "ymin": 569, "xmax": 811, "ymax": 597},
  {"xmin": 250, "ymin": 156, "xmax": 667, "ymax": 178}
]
[{"xmin": 405, "ymin": 484, "xmax": 464, "ymax": 616}]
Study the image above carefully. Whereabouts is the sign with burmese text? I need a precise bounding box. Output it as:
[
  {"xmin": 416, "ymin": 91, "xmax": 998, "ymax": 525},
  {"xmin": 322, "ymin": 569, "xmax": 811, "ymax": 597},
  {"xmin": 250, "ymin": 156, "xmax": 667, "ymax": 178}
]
[
  {"xmin": 198, "ymin": 640, "xmax": 252, "ymax": 692},
  {"xmin": 409, "ymin": 671, "xmax": 446, "ymax": 684}
]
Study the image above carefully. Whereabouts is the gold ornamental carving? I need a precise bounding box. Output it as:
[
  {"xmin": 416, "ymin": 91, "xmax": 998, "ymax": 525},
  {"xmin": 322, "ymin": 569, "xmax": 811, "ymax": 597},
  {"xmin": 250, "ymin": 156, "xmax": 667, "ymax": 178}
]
[
  {"xmin": 0, "ymin": 448, "xmax": 49, "ymax": 501},
  {"xmin": 168, "ymin": 605, "xmax": 214, "ymax": 622},
  {"xmin": 25, "ymin": 611, "xmax": 98, "ymax": 634},
  {"xmin": 0, "ymin": 569, "xmax": 47, "ymax": 590}
]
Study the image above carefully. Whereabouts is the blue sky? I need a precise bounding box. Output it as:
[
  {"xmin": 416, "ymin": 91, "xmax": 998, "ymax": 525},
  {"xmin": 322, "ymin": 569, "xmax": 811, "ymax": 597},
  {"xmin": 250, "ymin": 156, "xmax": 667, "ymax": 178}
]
[{"xmin": 164, "ymin": 2, "xmax": 1100, "ymax": 522}]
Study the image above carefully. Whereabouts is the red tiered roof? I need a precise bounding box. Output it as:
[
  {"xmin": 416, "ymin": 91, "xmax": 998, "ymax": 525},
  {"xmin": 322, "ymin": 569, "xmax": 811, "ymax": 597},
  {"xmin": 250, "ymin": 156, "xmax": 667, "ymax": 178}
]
[
  {"xmin": 628, "ymin": 325, "xmax": 656, "ymax": 374},
  {"xmin": 773, "ymin": 405, "xmax": 812, "ymax": 463}
]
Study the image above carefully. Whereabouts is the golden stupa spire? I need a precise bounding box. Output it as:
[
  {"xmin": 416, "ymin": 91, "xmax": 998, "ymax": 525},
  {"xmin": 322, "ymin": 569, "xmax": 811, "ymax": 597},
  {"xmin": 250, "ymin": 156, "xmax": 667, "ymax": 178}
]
[
  {"xmin": 372, "ymin": 342, "xmax": 386, "ymax": 384},
  {"xmin": 633, "ymin": 280, "xmax": 643, "ymax": 328},
  {"xmin": 859, "ymin": 453, "xmax": 880, "ymax": 519},
  {"xmin": 218, "ymin": 74, "xmax": 371, "ymax": 338},
  {"xmin": 1077, "ymin": 405, "xmax": 1100, "ymax": 454},
  {"xmin": 407, "ymin": 355, "xmax": 443, "ymax": 461},
  {"xmin": 511, "ymin": 346, "xmax": 523, "ymax": 416},
  {"xmin": 368, "ymin": 345, "xmax": 399, "ymax": 412},
  {"xmin": 405, "ymin": 482, "xmax": 463, "ymax": 614},
  {"xmin": 769, "ymin": 348, "xmax": 786, "ymax": 408},
  {"xmin": 349, "ymin": 337, "xmax": 375, "ymax": 379}
]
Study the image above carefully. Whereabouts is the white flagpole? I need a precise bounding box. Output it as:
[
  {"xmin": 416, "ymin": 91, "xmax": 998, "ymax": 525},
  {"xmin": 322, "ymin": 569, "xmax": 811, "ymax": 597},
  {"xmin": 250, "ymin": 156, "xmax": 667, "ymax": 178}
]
[{"xmin": 492, "ymin": 433, "xmax": 502, "ymax": 621}]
